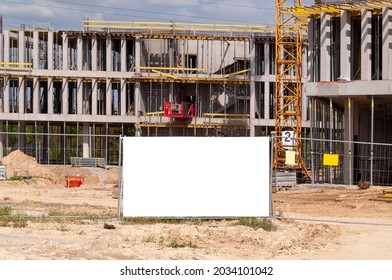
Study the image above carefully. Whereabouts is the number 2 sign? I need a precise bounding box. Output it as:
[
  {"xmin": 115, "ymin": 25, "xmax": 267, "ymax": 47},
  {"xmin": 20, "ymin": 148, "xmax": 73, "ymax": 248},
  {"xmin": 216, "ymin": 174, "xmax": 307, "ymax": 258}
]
[{"xmin": 282, "ymin": 130, "xmax": 294, "ymax": 150}]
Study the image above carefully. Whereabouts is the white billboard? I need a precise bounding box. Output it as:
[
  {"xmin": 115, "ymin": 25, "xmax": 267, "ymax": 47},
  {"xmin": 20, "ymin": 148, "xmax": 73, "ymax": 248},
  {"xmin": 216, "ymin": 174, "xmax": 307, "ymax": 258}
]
[{"xmin": 122, "ymin": 137, "xmax": 271, "ymax": 217}]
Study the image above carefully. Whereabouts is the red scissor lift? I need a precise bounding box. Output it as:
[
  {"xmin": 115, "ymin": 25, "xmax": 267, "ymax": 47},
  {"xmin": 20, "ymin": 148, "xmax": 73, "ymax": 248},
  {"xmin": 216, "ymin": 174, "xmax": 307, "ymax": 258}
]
[{"xmin": 163, "ymin": 100, "xmax": 196, "ymax": 119}]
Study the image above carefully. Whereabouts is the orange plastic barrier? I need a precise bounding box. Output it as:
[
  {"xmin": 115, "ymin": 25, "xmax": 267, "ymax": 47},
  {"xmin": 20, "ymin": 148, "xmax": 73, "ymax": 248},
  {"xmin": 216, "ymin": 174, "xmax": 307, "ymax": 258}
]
[{"xmin": 65, "ymin": 176, "xmax": 84, "ymax": 188}]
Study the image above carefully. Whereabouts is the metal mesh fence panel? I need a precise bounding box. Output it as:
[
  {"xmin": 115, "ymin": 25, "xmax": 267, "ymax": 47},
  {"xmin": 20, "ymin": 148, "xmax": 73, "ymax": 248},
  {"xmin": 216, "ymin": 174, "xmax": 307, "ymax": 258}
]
[
  {"xmin": 272, "ymin": 136, "xmax": 392, "ymax": 225},
  {"xmin": 0, "ymin": 131, "xmax": 120, "ymax": 219}
]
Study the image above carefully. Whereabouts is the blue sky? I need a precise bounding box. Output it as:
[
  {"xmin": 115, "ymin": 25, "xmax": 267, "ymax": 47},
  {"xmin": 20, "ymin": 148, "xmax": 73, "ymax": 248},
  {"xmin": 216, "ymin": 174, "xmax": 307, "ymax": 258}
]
[{"xmin": 0, "ymin": 0, "xmax": 316, "ymax": 31}]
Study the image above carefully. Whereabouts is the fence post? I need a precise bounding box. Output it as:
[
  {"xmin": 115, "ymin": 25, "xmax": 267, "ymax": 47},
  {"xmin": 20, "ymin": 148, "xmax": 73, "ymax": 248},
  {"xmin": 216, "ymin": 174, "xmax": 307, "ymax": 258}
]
[
  {"xmin": 269, "ymin": 135, "xmax": 274, "ymax": 217},
  {"xmin": 310, "ymin": 99, "xmax": 315, "ymax": 184},
  {"xmin": 348, "ymin": 97, "xmax": 352, "ymax": 186},
  {"xmin": 329, "ymin": 98, "xmax": 333, "ymax": 185},
  {"xmin": 117, "ymin": 135, "xmax": 123, "ymax": 220},
  {"xmin": 370, "ymin": 96, "xmax": 374, "ymax": 186}
]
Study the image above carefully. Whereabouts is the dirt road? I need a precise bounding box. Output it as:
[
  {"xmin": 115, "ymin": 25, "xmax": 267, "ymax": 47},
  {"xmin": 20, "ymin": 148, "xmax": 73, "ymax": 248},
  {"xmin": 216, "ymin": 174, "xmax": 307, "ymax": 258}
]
[
  {"xmin": 0, "ymin": 183, "xmax": 391, "ymax": 260},
  {"xmin": 1, "ymin": 150, "xmax": 392, "ymax": 259}
]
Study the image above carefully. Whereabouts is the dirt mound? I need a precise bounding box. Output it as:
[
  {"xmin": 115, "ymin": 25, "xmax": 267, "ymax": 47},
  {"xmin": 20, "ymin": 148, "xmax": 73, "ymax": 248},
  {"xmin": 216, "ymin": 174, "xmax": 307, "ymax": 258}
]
[
  {"xmin": 2, "ymin": 150, "xmax": 39, "ymax": 177},
  {"xmin": 0, "ymin": 150, "xmax": 118, "ymax": 188},
  {"xmin": 1, "ymin": 150, "xmax": 62, "ymax": 186}
]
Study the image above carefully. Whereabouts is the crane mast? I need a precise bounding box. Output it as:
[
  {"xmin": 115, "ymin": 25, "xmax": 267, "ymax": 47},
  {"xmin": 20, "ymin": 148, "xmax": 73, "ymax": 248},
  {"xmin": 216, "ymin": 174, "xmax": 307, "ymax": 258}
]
[{"xmin": 274, "ymin": 0, "xmax": 310, "ymax": 178}]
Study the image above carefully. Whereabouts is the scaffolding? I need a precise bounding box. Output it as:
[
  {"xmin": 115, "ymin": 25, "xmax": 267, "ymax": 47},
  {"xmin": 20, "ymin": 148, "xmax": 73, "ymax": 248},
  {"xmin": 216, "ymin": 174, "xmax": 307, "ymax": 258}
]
[{"xmin": 82, "ymin": 20, "xmax": 275, "ymax": 133}]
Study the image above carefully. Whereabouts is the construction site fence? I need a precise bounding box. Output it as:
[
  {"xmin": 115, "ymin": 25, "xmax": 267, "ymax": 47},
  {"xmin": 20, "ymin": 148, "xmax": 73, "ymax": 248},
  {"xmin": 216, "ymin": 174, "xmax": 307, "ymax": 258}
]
[
  {"xmin": 0, "ymin": 131, "xmax": 123, "ymax": 166},
  {"xmin": 0, "ymin": 131, "xmax": 121, "ymax": 220},
  {"xmin": 271, "ymin": 135, "xmax": 392, "ymax": 225},
  {"xmin": 272, "ymin": 135, "xmax": 392, "ymax": 187},
  {"xmin": 1, "ymin": 132, "xmax": 391, "ymax": 224}
]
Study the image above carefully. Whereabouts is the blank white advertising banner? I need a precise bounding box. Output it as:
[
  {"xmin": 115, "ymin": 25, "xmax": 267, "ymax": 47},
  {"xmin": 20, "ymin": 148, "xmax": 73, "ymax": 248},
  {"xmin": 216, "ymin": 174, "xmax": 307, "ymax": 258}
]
[{"xmin": 122, "ymin": 137, "xmax": 270, "ymax": 217}]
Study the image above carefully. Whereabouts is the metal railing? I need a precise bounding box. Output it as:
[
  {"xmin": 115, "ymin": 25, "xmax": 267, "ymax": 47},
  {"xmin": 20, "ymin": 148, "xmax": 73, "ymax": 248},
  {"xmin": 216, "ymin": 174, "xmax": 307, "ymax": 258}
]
[
  {"xmin": 0, "ymin": 62, "xmax": 32, "ymax": 71},
  {"xmin": 83, "ymin": 20, "xmax": 275, "ymax": 38}
]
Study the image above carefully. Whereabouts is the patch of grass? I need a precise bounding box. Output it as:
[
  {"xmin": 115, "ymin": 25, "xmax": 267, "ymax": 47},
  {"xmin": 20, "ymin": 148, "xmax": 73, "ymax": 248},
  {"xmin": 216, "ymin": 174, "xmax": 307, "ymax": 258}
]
[
  {"xmin": 56, "ymin": 223, "xmax": 69, "ymax": 232},
  {"xmin": 237, "ymin": 218, "xmax": 277, "ymax": 231},
  {"xmin": 9, "ymin": 176, "xmax": 23, "ymax": 181},
  {"xmin": 168, "ymin": 240, "xmax": 198, "ymax": 249},
  {"xmin": 47, "ymin": 209, "xmax": 63, "ymax": 217},
  {"xmin": 142, "ymin": 235, "xmax": 156, "ymax": 243},
  {"xmin": 122, "ymin": 217, "xmax": 203, "ymax": 225},
  {"xmin": 0, "ymin": 215, "xmax": 28, "ymax": 228},
  {"xmin": 47, "ymin": 210, "xmax": 105, "ymax": 220},
  {"xmin": 0, "ymin": 206, "xmax": 28, "ymax": 228},
  {"xmin": 0, "ymin": 206, "xmax": 12, "ymax": 216}
]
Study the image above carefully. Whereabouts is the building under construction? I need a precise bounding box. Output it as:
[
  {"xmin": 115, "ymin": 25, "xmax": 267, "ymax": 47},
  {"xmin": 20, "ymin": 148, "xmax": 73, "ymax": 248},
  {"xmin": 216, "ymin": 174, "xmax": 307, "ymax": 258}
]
[
  {"xmin": 0, "ymin": 0, "xmax": 391, "ymax": 185},
  {"xmin": 0, "ymin": 19, "xmax": 283, "ymax": 164},
  {"xmin": 295, "ymin": 0, "xmax": 392, "ymax": 185}
]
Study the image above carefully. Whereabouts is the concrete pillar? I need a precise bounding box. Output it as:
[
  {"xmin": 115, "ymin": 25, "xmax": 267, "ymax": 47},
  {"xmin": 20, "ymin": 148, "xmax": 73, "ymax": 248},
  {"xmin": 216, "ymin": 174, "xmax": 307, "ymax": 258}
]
[
  {"xmin": 0, "ymin": 78, "xmax": 4, "ymax": 113},
  {"xmin": 302, "ymin": 94, "xmax": 308, "ymax": 122},
  {"xmin": 134, "ymin": 81, "xmax": 141, "ymax": 129},
  {"xmin": 264, "ymin": 42, "xmax": 270, "ymax": 75},
  {"xmin": 62, "ymin": 78, "xmax": 68, "ymax": 114},
  {"xmin": 250, "ymin": 41, "xmax": 256, "ymax": 137},
  {"xmin": 0, "ymin": 33, "xmax": 4, "ymax": 63},
  {"xmin": 341, "ymin": 10, "xmax": 352, "ymax": 80},
  {"xmin": 264, "ymin": 82, "xmax": 270, "ymax": 120},
  {"xmin": 382, "ymin": 7, "xmax": 392, "ymax": 80},
  {"xmin": 106, "ymin": 35, "xmax": 112, "ymax": 72},
  {"xmin": 33, "ymin": 77, "xmax": 39, "ymax": 113},
  {"xmin": 19, "ymin": 121, "xmax": 26, "ymax": 151},
  {"xmin": 135, "ymin": 38, "xmax": 141, "ymax": 74},
  {"xmin": 308, "ymin": 18, "xmax": 315, "ymax": 82},
  {"xmin": 0, "ymin": 121, "xmax": 3, "ymax": 159},
  {"xmin": 83, "ymin": 82, "xmax": 90, "ymax": 115},
  {"xmin": 33, "ymin": 30, "xmax": 39, "ymax": 69},
  {"xmin": 48, "ymin": 77, "xmax": 53, "ymax": 114},
  {"xmin": 121, "ymin": 36, "xmax": 126, "ymax": 72},
  {"xmin": 134, "ymin": 38, "xmax": 141, "ymax": 130},
  {"xmin": 106, "ymin": 78, "xmax": 112, "ymax": 116},
  {"xmin": 3, "ymin": 30, "xmax": 9, "ymax": 63},
  {"xmin": 18, "ymin": 77, "xmax": 25, "ymax": 114},
  {"xmin": 320, "ymin": 12, "xmax": 331, "ymax": 81},
  {"xmin": 302, "ymin": 44, "xmax": 308, "ymax": 80},
  {"xmin": 92, "ymin": 78, "xmax": 97, "ymax": 115},
  {"xmin": 120, "ymin": 78, "xmax": 126, "ymax": 115},
  {"xmin": 18, "ymin": 31, "xmax": 25, "ymax": 63},
  {"xmin": 77, "ymin": 78, "xmax": 83, "ymax": 115},
  {"xmin": 3, "ymin": 77, "xmax": 9, "ymax": 113},
  {"xmin": 77, "ymin": 34, "xmax": 83, "ymax": 71},
  {"xmin": 82, "ymin": 122, "xmax": 90, "ymax": 158},
  {"xmin": 361, "ymin": 9, "xmax": 372, "ymax": 81},
  {"xmin": 62, "ymin": 33, "xmax": 68, "ymax": 70},
  {"xmin": 92, "ymin": 35, "xmax": 97, "ymax": 71},
  {"xmin": 47, "ymin": 31, "xmax": 53, "ymax": 70}
]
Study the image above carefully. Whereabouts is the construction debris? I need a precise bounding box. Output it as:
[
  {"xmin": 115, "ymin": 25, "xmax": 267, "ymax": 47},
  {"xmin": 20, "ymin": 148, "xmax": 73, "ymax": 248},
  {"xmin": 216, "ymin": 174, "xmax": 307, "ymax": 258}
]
[
  {"xmin": 371, "ymin": 189, "xmax": 392, "ymax": 203},
  {"xmin": 358, "ymin": 181, "xmax": 371, "ymax": 190},
  {"xmin": 103, "ymin": 223, "xmax": 116, "ymax": 230}
]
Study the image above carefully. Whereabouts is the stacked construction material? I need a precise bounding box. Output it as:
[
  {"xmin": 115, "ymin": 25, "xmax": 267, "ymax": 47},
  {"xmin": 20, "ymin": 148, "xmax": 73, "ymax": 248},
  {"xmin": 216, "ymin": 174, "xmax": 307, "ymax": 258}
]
[{"xmin": 372, "ymin": 189, "xmax": 392, "ymax": 203}]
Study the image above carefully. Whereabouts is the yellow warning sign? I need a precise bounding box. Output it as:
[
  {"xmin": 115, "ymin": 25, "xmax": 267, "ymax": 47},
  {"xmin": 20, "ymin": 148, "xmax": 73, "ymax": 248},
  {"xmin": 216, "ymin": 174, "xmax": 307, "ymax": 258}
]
[
  {"xmin": 323, "ymin": 154, "xmax": 339, "ymax": 166},
  {"xmin": 285, "ymin": 150, "xmax": 296, "ymax": 165}
]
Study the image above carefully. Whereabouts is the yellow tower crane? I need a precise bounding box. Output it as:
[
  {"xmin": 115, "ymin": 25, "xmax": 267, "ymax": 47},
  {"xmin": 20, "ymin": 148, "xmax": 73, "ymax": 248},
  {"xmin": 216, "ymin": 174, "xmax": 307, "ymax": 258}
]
[{"xmin": 274, "ymin": 0, "xmax": 310, "ymax": 179}]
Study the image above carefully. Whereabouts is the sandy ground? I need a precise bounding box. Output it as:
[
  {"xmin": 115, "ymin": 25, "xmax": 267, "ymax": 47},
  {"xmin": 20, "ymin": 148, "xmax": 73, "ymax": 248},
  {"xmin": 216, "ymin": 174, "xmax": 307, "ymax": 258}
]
[{"xmin": 1, "ymin": 150, "xmax": 392, "ymax": 260}]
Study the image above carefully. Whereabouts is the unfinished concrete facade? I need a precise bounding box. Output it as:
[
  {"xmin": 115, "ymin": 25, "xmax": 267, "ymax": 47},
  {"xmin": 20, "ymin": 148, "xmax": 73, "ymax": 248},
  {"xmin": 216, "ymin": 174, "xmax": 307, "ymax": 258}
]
[
  {"xmin": 302, "ymin": 0, "xmax": 392, "ymax": 185},
  {"xmin": 0, "ymin": 20, "xmax": 283, "ymax": 164}
]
